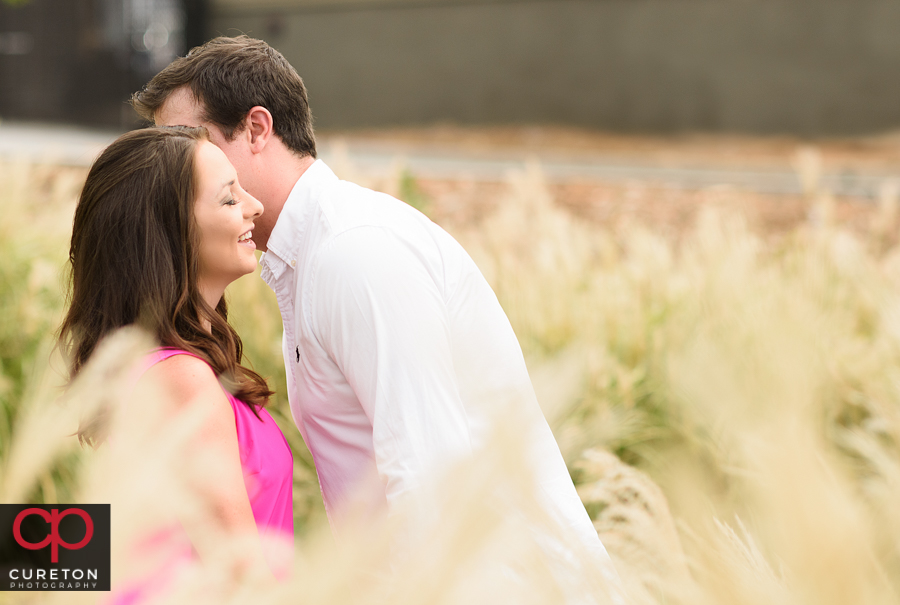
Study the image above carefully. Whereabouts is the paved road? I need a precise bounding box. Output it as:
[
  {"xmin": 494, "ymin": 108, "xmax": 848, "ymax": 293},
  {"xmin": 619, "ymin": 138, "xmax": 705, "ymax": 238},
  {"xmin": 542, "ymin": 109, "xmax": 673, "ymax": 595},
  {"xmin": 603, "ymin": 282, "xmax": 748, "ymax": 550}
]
[
  {"xmin": 1, "ymin": 121, "xmax": 894, "ymax": 198},
  {"xmin": 0, "ymin": 122, "xmax": 121, "ymax": 167}
]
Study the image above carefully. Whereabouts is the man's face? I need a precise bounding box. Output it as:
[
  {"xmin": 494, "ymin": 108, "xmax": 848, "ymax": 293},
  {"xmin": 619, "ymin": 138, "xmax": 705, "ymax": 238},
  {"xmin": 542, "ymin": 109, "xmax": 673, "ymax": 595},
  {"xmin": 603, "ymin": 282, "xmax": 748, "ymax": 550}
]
[{"xmin": 155, "ymin": 87, "xmax": 254, "ymax": 194}]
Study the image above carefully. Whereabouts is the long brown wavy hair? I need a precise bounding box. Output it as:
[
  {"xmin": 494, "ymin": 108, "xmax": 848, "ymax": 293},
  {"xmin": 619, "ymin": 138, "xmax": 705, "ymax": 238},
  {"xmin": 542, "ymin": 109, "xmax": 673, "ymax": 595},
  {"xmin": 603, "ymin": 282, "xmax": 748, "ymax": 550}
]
[{"xmin": 58, "ymin": 127, "xmax": 273, "ymax": 446}]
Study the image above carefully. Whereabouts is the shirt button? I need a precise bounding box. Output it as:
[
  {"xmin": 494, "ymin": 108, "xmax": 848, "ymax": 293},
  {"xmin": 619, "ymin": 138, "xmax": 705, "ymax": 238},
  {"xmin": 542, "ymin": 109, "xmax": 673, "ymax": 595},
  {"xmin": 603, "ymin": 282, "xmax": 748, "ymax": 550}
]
[{"xmin": 290, "ymin": 260, "xmax": 296, "ymax": 267}]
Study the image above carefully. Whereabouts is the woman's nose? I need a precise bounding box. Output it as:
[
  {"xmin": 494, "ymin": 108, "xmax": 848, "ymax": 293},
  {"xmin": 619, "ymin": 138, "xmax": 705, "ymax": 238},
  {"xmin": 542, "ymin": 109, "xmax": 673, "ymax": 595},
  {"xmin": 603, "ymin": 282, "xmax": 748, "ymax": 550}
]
[{"xmin": 246, "ymin": 193, "xmax": 263, "ymax": 219}]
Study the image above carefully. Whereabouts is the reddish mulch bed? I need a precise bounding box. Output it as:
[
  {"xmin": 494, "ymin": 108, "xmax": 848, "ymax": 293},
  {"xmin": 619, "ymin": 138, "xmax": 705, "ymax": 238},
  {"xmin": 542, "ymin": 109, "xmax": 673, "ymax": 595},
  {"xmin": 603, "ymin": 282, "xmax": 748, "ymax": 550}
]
[
  {"xmin": 326, "ymin": 125, "xmax": 898, "ymax": 238},
  {"xmin": 416, "ymin": 177, "xmax": 881, "ymax": 243}
]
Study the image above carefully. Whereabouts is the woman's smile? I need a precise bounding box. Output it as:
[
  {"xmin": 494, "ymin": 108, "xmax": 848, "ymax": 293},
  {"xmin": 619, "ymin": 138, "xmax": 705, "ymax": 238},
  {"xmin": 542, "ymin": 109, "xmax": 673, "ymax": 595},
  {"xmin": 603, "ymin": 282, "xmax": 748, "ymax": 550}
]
[{"xmin": 193, "ymin": 140, "xmax": 264, "ymax": 305}]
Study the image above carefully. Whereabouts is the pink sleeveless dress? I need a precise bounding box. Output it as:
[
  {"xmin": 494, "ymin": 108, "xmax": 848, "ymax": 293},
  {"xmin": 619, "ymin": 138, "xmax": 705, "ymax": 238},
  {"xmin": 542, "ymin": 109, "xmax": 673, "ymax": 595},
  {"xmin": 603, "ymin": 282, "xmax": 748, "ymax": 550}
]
[{"xmin": 110, "ymin": 349, "xmax": 294, "ymax": 603}]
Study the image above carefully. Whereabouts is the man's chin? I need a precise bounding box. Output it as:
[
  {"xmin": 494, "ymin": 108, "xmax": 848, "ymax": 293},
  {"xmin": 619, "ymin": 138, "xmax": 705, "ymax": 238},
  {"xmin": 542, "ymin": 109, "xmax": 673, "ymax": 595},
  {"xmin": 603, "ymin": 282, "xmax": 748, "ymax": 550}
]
[{"xmin": 251, "ymin": 231, "xmax": 271, "ymax": 252}]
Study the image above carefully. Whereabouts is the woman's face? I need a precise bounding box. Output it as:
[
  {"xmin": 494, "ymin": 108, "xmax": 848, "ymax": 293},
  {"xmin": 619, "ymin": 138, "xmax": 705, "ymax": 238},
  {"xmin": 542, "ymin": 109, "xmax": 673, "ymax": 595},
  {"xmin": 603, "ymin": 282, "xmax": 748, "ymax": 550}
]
[{"xmin": 193, "ymin": 140, "xmax": 263, "ymax": 303}]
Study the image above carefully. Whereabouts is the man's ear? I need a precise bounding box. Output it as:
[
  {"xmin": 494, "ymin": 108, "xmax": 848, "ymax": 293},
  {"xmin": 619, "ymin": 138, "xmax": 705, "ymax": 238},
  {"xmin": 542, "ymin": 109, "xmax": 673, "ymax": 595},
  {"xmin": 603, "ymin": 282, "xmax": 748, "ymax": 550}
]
[{"xmin": 245, "ymin": 106, "xmax": 274, "ymax": 154}]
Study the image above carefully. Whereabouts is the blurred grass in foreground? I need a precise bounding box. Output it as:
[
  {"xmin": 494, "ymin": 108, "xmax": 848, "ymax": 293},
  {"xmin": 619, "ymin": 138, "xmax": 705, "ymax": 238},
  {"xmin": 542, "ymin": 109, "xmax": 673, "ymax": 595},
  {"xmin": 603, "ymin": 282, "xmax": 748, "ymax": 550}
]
[{"xmin": 2, "ymin": 152, "xmax": 900, "ymax": 603}]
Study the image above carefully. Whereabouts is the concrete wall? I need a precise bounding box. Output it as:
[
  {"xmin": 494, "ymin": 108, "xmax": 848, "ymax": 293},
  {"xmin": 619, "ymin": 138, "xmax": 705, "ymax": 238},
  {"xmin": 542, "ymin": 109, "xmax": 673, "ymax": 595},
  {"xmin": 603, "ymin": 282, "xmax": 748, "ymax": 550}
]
[
  {"xmin": 0, "ymin": 0, "xmax": 131, "ymax": 126},
  {"xmin": 0, "ymin": 0, "xmax": 192, "ymax": 128},
  {"xmin": 209, "ymin": 0, "xmax": 900, "ymax": 136}
]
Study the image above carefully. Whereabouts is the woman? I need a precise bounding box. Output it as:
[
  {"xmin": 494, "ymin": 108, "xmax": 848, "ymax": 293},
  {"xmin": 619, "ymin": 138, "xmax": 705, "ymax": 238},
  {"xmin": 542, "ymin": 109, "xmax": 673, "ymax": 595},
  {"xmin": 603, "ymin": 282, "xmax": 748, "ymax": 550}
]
[{"xmin": 57, "ymin": 127, "xmax": 292, "ymax": 585}]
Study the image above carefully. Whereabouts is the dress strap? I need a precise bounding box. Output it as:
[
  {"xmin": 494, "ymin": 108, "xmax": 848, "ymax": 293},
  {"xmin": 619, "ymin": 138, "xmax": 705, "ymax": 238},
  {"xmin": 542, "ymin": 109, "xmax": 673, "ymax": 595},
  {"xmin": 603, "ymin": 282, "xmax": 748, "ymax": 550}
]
[
  {"xmin": 143, "ymin": 347, "xmax": 203, "ymax": 371},
  {"xmin": 137, "ymin": 348, "xmax": 208, "ymax": 386}
]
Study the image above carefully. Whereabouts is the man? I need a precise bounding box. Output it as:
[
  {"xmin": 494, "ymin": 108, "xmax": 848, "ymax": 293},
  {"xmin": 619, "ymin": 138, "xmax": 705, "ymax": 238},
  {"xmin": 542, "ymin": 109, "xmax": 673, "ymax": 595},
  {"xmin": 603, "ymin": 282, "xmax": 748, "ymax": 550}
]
[{"xmin": 133, "ymin": 35, "xmax": 617, "ymax": 591}]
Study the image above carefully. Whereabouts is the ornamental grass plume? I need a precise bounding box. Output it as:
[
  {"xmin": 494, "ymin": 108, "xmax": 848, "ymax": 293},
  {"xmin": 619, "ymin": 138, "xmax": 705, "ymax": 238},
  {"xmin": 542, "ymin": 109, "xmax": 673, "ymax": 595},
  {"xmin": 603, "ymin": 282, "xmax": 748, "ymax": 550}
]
[
  {"xmin": 0, "ymin": 158, "xmax": 85, "ymax": 505},
  {"xmin": 7, "ymin": 328, "xmax": 622, "ymax": 605},
  {"xmin": 454, "ymin": 158, "xmax": 900, "ymax": 604},
  {"xmin": 4, "ymin": 145, "xmax": 900, "ymax": 603}
]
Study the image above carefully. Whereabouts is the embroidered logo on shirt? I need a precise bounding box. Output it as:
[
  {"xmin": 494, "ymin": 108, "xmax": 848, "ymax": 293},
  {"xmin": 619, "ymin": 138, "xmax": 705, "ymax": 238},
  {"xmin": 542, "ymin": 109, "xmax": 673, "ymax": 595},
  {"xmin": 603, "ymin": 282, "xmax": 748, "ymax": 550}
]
[{"xmin": 296, "ymin": 346, "xmax": 300, "ymax": 363}]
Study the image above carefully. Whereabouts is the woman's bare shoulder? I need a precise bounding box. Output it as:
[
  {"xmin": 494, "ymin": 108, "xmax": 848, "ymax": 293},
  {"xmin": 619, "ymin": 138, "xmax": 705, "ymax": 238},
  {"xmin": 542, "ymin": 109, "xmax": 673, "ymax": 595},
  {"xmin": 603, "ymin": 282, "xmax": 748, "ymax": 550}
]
[{"xmin": 139, "ymin": 352, "xmax": 224, "ymax": 408}]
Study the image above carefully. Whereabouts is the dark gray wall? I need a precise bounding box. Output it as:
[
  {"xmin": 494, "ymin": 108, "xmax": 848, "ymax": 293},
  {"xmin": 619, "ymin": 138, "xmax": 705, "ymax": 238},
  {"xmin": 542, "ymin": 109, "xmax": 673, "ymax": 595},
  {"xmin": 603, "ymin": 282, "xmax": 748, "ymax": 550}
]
[
  {"xmin": 0, "ymin": 0, "xmax": 133, "ymax": 126},
  {"xmin": 0, "ymin": 0, "xmax": 202, "ymax": 128},
  {"xmin": 210, "ymin": 0, "xmax": 900, "ymax": 136}
]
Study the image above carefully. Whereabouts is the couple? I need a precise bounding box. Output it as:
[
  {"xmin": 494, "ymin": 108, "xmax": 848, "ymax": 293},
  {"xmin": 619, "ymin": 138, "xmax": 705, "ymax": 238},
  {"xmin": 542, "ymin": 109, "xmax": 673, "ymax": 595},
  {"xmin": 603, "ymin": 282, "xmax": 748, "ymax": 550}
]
[{"xmin": 59, "ymin": 36, "xmax": 617, "ymax": 595}]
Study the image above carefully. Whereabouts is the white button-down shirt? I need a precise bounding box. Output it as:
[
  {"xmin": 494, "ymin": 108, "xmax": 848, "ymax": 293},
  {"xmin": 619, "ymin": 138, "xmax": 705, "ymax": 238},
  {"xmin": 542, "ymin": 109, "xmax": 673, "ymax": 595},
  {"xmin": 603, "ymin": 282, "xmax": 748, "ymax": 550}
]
[{"xmin": 260, "ymin": 160, "xmax": 614, "ymax": 574}]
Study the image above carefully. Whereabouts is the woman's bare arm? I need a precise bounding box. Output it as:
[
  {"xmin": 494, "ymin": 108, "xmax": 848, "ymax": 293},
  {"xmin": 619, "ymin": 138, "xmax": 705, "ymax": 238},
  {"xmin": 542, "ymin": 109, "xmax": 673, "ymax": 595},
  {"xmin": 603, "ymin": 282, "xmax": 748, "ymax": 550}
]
[{"xmin": 137, "ymin": 354, "xmax": 272, "ymax": 580}]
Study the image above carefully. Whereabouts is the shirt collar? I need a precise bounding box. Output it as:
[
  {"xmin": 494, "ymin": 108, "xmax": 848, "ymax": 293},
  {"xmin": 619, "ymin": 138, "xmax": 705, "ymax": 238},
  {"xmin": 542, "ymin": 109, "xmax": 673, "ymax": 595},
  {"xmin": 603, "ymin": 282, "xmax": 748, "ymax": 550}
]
[{"xmin": 259, "ymin": 159, "xmax": 339, "ymax": 288}]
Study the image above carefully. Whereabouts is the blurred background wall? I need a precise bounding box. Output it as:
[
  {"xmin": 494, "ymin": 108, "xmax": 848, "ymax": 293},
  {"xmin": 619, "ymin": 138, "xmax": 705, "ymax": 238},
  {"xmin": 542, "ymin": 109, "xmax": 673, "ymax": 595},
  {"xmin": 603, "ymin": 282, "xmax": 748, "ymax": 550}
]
[
  {"xmin": 2, "ymin": 0, "xmax": 900, "ymax": 135},
  {"xmin": 0, "ymin": 0, "xmax": 204, "ymax": 127}
]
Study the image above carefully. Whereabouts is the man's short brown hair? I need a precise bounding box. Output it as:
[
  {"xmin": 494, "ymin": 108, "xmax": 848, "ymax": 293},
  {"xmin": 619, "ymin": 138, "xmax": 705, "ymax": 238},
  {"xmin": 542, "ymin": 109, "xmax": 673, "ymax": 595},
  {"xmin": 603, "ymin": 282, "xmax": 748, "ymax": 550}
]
[{"xmin": 132, "ymin": 36, "xmax": 316, "ymax": 158}]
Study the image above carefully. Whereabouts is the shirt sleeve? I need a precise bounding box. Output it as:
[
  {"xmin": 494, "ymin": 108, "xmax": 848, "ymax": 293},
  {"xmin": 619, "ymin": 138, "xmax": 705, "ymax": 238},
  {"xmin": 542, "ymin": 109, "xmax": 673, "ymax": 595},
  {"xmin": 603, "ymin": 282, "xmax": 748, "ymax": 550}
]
[{"xmin": 310, "ymin": 225, "xmax": 473, "ymax": 506}]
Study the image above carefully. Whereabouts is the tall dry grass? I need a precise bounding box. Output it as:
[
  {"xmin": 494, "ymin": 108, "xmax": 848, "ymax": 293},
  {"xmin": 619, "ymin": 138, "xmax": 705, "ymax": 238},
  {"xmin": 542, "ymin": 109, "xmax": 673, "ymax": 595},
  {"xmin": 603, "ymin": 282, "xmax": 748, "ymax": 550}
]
[{"xmin": 2, "ymin": 147, "xmax": 900, "ymax": 604}]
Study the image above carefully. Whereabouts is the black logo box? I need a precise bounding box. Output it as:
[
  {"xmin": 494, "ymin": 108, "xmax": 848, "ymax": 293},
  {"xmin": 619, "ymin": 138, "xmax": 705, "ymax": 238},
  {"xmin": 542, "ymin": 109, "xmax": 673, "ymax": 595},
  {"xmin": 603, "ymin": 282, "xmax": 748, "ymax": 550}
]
[{"xmin": 0, "ymin": 504, "xmax": 110, "ymax": 591}]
